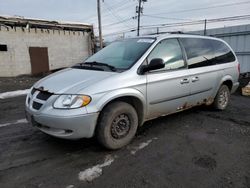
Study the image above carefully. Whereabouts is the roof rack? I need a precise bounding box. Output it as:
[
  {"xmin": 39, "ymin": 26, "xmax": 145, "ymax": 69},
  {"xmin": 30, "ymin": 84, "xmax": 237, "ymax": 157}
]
[
  {"xmin": 148, "ymin": 31, "xmax": 204, "ymax": 36},
  {"xmin": 148, "ymin": 31, "xmax": 183, "ymax": 35}
]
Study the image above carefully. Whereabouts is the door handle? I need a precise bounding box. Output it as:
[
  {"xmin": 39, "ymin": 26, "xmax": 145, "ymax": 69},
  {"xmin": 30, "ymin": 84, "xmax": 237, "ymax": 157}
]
[
  {"xmin": 191, "ymin": 76, "xmax": 199, "ymax": 82},
  {"xmin": 180, "ymin": 78, "xmax": 190, "ymax": 84}
]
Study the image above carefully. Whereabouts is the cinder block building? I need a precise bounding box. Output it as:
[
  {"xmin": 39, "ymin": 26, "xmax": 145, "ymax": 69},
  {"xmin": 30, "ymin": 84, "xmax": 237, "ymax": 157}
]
[{"xmin": 0, "ymin": 16, "xmax": 94, "ymax": 77}]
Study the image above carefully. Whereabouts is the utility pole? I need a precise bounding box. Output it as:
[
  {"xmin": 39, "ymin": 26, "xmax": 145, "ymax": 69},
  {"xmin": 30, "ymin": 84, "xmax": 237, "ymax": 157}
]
[
  {"xmin": 156, "ymin": 27, "xmax": 159, "ymax": 34},
  {"xmin": 137, "ymin": 0, "xmax": 142, "ymax": 36},
  {"xmin": 97, "ymin": 0, "xmax": 103, "ymax": 49},
  {"xmin": 204, "ymin": 19, "xmax": 207, "ymax": 36},
  {"xmin": 136, "ymin": 0, "xmax": 147, "ymax": 36}
]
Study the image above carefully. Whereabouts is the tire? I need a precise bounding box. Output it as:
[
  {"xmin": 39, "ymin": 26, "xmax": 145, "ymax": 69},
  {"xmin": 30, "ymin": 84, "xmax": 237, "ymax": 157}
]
[
  {"xmin": 96, "ymin": 101, "xmax": 138, "ymax": 150},
  {"xmin": 213, "ymin": 85, "xmax": 231, "ymax": 110}
]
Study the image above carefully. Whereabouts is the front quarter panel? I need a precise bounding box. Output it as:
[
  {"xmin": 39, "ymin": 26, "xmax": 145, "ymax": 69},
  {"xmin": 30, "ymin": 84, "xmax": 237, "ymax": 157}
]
[{"xmin": 86, "ymin": 88, "xmax": 147, "ymax": 117}]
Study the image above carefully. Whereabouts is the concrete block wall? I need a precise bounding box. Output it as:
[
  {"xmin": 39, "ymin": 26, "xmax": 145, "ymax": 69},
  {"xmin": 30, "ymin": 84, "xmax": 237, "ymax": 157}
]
[{"xmin": 0, "ymin": 27, "xmax": 92, "ymax": 77}]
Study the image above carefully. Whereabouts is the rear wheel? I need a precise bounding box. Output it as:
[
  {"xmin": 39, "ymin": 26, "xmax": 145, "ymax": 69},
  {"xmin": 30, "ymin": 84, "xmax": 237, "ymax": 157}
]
[
  {"xmin": 213, "ymin": 85, "xmax": 230, "ymax": 110},
  {"xmin": 96, "ymin": 101, "xmax": 138, "ymax": 150}
]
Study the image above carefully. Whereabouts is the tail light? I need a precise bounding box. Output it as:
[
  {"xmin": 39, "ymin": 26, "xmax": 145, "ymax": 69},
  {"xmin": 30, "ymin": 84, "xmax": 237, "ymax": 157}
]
[{"xmin": 238, "ymin": 63, "xmax": 240, "ymax": 74}]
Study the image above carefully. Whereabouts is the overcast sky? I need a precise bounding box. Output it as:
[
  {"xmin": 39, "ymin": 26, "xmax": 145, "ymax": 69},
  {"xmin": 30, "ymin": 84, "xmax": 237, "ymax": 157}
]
[{"xmin": 1, "ymin": 0, "xmax": 250, "ymax": 40}]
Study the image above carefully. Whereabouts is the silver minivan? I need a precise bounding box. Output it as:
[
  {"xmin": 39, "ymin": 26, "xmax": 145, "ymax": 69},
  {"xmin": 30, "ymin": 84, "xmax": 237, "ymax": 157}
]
[{"xmin": 26, "ymin": 34, "xmax": 240, "ymax": 149}]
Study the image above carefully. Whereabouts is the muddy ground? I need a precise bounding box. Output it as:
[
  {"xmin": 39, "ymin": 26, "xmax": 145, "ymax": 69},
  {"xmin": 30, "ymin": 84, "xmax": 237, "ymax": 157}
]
[
  {"xmin": 0, "ymin": 76, "xmax": 249, "ymax": 188},
  {"xmin": 0, "ymin": 76, "xmax": 42, "ymax": 93}
]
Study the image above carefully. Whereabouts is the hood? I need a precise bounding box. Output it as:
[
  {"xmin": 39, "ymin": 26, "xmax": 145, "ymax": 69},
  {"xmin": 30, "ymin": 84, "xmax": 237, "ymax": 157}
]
[{"xmin": 34, "ymin": 68, "xmax": 116, "ymax": 94}]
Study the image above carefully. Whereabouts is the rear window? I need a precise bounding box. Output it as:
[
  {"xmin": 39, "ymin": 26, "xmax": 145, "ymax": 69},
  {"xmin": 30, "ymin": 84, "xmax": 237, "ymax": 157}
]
[{"xmin": 180, "ymin": 38, "xmax": 236, "ymax": 69}]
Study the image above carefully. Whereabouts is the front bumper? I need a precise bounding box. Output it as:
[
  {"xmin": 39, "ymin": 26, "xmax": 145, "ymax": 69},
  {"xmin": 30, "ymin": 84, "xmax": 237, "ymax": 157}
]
[{"xmin": 26, "ymin": 110, "xmax": 99, "ymax": 139}]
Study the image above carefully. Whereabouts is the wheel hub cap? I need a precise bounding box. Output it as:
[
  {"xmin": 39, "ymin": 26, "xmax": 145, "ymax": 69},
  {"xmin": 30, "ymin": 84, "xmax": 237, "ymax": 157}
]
[
  {"xmin": 111, "ymin": 114, "xmax": 130, "ymax": 139},
  {"xmin": 218, "ymin": 90, "xmax": 228, "ymax": 108}
]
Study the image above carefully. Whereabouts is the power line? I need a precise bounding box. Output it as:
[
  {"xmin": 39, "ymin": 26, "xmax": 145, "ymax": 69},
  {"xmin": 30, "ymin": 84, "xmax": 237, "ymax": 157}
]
[
  {"xmin": 96, "ymin": 0, "xmax": 250, "ymax": 30},
  {"xmin": 85, "ymin": 0, "xmax": 127, "ymax": 20},
  {"xmin": 88, "ymin": 0, "xmax": 250, "ymax": 22},
  {"xmin": 95, "ymin": 13, "xmax": 195, "ymax": 30},
  {"xmin": 142, "ymin": 14, "xmax": 197, "ymax": 21},
  {"xmin": 103, "ymin": 1, "xmax": 134, "ymax": 29},
  {"xmin": 147, "ymin": 1, "xmax": 250, "ymax": 16},
  {"xmin": 94, "ymin": 17, "xmax": 133, "ymax": 30},
  {"xmin": 86, "ymin": 0, "xmax": 135, "ymax": 22},
  {"xmin": 140, "ymin": 15, "xmax": 250, "ymax": 28},
  {"xmin": 100, "ymin": 1, "xmax": 250, "ymax": 36},
  {"xmin": 100, "ymin": 2, "xmax": 136, "ymax": 23},
  {"xmin": 209, "ymin": 15, "xmax": 250, "ymax": 22},
  {"xmin": 103, "ymin": 27, "xmax": 137, "ymax": 37},
  {"xmin": 101, "ymin": 17, "xmax": 133, "ymax": 28},
  {"xmin": 95, "ymin": 12, "xmax": 204, "ymax": 30},
  {"xmin": 102, "ymin": 1, "xmax": 250, "ymax": 34},
  {"xmin": 106, "ymin": 0, "xmax": 133, "ymax": 10},
  {"xmin": 103, "ymin": 14, "xmax": 250, "ymax": 36},
  {"xmin": 102, "ymin": 0, "xmax": 136, "ymax": 17},
  {"xmin": 141, "ymin": 20, "xmax": 205, "ymax": 29}
]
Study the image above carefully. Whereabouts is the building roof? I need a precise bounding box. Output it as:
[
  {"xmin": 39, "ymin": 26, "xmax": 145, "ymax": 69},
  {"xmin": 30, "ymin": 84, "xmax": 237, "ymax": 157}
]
[{"xmin": 0, "ymin": 15, "xmax": 93, "ymax": 32}]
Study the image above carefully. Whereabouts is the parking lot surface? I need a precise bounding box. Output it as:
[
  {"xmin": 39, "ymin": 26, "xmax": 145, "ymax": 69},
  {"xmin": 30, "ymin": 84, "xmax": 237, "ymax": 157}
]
[{"xmin": 0, "ymin": 84, "xmax": 250, "ymax": 188}]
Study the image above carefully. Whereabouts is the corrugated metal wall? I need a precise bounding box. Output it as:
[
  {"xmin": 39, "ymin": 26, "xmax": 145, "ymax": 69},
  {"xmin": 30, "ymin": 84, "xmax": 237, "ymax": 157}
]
[{"xmin": 193, "ymin": 24, "xmax": 250, "ymax": 73}]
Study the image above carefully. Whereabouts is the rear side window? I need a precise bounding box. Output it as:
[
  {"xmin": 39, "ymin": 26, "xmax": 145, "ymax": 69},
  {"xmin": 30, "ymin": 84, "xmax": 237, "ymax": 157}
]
[
  {"xmin": 210, "ymin": 40, "xmax": 236, "ymax": 64},
  {"xmin": 180, "ymin": 38, "xmax": 235, "ymax": 69}
]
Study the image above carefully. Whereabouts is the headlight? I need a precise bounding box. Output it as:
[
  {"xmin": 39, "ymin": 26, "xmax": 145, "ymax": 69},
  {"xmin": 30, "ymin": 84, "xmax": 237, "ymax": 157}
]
[{"xmin": 53, "ymin": 95, "xmax": 91, "ymax": 109}]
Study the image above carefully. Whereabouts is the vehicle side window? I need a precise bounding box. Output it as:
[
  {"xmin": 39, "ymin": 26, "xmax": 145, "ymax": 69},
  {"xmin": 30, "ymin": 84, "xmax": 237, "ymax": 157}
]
[
  {"xmin": 180, "ymin": 38, "xmax": 236, "ymax": 69},
  {"xmin": 210, "ymin": 40, "xmax": 236, "ymax": 64},
  {"xmin": 180, "ymin": 38, "xmax": 215, "ymax": 68},
  {"xmin": 147, "ymin": 39, "xmax": 185, "ymax": 72}
]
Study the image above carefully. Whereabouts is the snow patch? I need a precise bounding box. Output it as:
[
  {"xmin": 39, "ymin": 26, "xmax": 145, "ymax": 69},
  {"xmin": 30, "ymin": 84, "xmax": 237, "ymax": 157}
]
[
  {"xmin": 78, "ymin": 155, "xmax": 114, "ymax": 182},
  {"xmin": 65, "ymin": 185, "xmax": 74, "ymax": 188},
  {"xmin": 131, "ymin": 138, "xmax": 158, "ymax": 155},
  {"xmin": 79, "ymin": 166, "xmax": 102, "ymax": 182},
  {"xmin": 0, "ymin": 119, "xmax": 28, "ymax": 128},
  {"xmin": 0, "ymin": 89, "xmax": 30, "ymax": 99}
]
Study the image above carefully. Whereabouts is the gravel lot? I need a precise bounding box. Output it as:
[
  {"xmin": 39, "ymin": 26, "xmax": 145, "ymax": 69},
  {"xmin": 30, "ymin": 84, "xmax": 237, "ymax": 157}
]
[{"xmin": 0, "ymin": 77, "xmax": 249, "ymax": 188}]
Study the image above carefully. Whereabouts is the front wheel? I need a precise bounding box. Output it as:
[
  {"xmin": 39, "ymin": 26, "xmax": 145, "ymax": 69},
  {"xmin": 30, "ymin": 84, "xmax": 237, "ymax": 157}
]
[
  {"xmin": 96, "ymin": 101, "xmax": 138, "ymax": 150},
  {"xmin": 213, "ymin": 85, "xmax": 231, "ymax": 110}
]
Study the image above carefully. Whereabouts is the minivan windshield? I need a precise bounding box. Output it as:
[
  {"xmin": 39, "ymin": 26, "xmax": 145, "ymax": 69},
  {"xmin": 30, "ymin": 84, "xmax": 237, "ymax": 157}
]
[{"xmin": 83, "ymin": 38, "xmax": 155, "ymax": 71}]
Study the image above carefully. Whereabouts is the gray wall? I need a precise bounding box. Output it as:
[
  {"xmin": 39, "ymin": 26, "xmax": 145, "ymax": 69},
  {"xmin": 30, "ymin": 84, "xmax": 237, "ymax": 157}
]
[{"xmin": 192, "ymin": 24, "xmax": 250, "ymax": 73}]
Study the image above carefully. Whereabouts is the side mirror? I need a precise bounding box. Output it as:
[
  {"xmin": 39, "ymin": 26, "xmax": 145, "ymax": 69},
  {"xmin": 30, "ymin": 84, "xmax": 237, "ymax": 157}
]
[{"xmin": 140, "ymin": 58, "xmax": 165, "ymax": 74}]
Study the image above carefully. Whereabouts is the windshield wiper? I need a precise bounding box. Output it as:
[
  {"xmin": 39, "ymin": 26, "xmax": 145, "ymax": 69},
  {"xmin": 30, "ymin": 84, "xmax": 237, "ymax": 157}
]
[
  {"xmin": 72, "ymin": 63, "xmax": 104, "ymax": 71},
  {"xmin": 203, "ymin": 56, "xmax": 211, "ymax": 62},
  {"xmin": 85, "ymin": 61, "xmax": 117, "ymax": 72}
]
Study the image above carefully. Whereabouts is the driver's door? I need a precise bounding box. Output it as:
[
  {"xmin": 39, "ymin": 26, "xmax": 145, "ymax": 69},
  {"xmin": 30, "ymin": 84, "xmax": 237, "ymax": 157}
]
[{"xmin": 146, "ymin": 39, "xmax": 191, "ymax": 120}]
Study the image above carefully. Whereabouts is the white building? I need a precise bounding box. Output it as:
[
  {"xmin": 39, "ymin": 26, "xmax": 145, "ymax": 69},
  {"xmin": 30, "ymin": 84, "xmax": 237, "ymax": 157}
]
[{"xmin": 0, "ymin": 16, "xmax": 94, "ymax": 77}]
